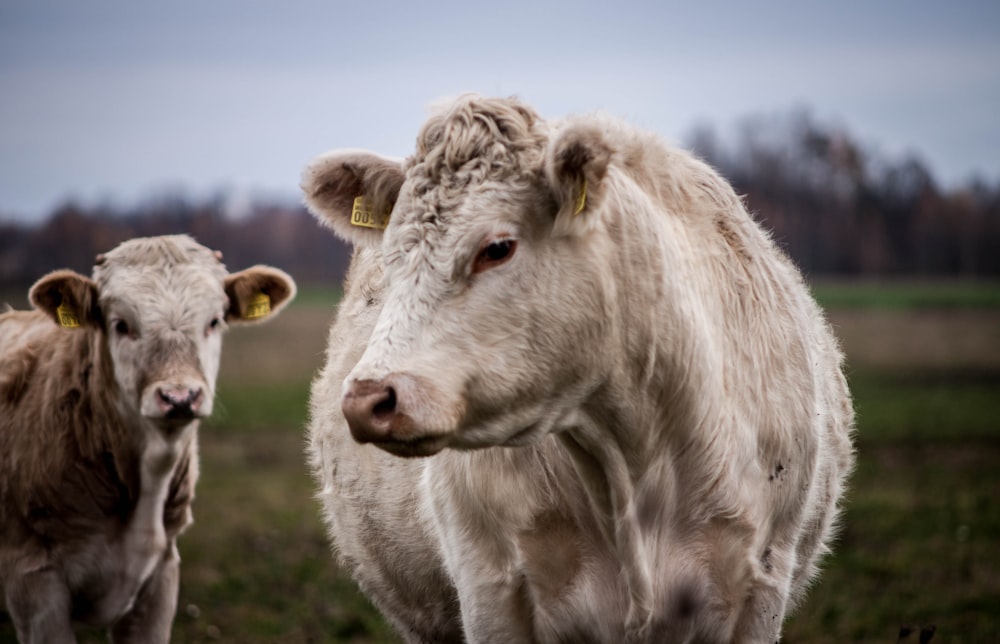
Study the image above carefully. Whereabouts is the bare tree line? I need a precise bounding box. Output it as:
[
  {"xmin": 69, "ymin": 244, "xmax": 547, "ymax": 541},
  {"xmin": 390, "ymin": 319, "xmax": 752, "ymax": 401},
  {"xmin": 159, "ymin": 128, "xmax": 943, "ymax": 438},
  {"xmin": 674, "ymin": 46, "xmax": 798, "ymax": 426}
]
[
  {"xmin": 687, "ymin": 109, "xmax": 1000, "ymax": 276},
  {"xmin": 2, "ymin": 109, "xmax": 998, "ymax": 291},
  {"xmin": 0, "ymin": 198, "xmax": 351, "ymax": 295}
]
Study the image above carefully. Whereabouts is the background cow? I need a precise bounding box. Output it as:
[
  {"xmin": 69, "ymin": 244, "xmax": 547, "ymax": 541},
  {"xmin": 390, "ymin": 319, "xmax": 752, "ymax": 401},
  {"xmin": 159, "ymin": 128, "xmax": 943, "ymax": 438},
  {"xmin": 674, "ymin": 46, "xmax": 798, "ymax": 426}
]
[
  {"xmin": 0, "ymin": 235, "xmax": 295, "ymax": 643},
  {"xmin": 304, "ymin": 95, "xmax": 854, "ymax": 643}
]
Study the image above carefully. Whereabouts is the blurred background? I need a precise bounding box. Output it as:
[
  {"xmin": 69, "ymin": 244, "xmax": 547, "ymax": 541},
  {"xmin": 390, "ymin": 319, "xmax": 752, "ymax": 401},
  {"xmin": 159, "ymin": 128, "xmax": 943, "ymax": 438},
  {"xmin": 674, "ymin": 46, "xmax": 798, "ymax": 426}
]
[{"xmin": 1, "ymin": 1, "xmax": 997, "ymax": 641}]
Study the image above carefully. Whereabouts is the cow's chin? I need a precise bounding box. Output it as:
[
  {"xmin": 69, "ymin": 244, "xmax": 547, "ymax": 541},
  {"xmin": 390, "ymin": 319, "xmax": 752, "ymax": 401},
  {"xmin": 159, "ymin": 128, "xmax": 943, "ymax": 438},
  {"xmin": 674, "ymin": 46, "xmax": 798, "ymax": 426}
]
[
  {"xmin": 145, "ymin": 412, "xmax": 204, "ymax": 434},
  {"xmin": 370, "ymin": 434, "xmax": 452, "ymax": 458},
  {"xmin": 141, "ymin": 402, "xmax": 209, "ymax": 433}
]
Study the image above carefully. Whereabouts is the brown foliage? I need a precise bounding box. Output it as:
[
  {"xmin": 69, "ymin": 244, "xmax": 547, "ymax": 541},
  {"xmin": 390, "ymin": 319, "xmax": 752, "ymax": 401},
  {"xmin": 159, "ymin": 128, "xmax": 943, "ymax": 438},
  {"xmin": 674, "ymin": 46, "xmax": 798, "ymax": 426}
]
[
  {"xmin": 687, "ymin": 109, "xmax": 1000, "ymax": 277},
  {"xmin": 0, "ymin": 200, "xmax": 351, "ymax": 292},
  {"xmin": 3, "ymin": 110, "xmax": 998, "ymax": 288}
]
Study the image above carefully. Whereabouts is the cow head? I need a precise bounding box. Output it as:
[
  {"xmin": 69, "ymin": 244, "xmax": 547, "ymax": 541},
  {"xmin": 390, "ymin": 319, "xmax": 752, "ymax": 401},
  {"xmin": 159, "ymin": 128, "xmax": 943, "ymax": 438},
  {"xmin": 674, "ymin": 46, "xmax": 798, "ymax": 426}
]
[
  {"xmin": 304, "ymin": 95, "xmax": 618, "ymax": 457},
  {"xmin": 29, "ymin": 235, "xmax": 296, "ymax": 430}
]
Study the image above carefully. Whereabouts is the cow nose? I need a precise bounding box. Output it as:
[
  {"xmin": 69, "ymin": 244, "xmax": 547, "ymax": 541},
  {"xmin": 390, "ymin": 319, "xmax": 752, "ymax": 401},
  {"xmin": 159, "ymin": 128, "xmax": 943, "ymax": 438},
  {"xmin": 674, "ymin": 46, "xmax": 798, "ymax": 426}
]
[
  {"xmin": 342, "ymin": 379, "xmax": 399, "ymax": 443},
  {"xmin": 157, "ymin": 385, "xmax": 204, "ymax": 418}
]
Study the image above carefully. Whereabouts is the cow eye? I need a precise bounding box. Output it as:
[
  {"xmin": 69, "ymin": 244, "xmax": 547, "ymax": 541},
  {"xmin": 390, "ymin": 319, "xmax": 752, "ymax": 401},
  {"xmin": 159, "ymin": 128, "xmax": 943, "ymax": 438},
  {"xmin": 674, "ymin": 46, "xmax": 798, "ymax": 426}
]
[
  {"xmin": 473, "ymin": 239, "xmax": 517, "ymax": 274},
  {"xmin": 205, "ymin": 316, "xmax": 224, "ymax": 337}
]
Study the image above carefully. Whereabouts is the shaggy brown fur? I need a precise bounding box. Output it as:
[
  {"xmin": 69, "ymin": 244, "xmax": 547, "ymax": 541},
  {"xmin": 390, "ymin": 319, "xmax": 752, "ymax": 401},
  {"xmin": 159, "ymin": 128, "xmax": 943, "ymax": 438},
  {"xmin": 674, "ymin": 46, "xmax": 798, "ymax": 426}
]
[{"xmin": 0, "ymin": 313, "xmax": 166, "ymax": 543}]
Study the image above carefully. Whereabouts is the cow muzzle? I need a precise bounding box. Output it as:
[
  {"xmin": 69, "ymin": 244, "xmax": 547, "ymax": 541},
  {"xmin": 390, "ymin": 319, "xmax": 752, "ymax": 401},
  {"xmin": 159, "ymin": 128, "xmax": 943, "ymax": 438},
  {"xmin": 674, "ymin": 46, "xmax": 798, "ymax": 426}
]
[
  {"xmin": 142, "ymin": 380, "xmax": 211, "ymax": 426},
  {"xmin": 157, "ymin": 385, "xmax": 205, "ymax": 417},
  {"xmin": 341, "ymin": 373, "xmax": 457, "ymax": 457}
]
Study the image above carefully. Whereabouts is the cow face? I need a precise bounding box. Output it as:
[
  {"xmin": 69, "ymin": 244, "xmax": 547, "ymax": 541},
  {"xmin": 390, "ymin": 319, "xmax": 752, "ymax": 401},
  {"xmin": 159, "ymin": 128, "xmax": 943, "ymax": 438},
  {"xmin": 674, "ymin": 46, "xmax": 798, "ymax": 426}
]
[
  {"xmin": 304, "ymin": 97, "xmax": 615, "ymax": 457},
  {"xmin": 29, "ymin": 235, "xmax": 295, "ymax": 430}
]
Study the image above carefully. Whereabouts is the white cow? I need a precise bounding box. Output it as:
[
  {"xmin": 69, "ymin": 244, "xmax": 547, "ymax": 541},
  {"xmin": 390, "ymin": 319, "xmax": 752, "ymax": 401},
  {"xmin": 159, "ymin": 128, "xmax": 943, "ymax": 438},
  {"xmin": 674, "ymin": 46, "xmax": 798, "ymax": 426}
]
[
  {"xmin": 304, "ymin": 95, "xmax": 854, "ymax": 643},
  {"xmin": 0, "ymin": 235, "xmax": 296, "ymax": 643}
]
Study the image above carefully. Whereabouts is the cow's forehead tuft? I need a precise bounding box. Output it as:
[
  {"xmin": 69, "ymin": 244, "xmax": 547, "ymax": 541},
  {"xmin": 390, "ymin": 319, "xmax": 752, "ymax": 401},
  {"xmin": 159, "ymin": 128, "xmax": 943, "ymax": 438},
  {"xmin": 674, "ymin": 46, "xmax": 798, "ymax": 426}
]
[
  {"xmin": 94, "ymin": 235, "xmax": 227, "ymax": 286},
  {"xmin": 408, "ymin": 95, "xmax": 548, "ymax": 189}
]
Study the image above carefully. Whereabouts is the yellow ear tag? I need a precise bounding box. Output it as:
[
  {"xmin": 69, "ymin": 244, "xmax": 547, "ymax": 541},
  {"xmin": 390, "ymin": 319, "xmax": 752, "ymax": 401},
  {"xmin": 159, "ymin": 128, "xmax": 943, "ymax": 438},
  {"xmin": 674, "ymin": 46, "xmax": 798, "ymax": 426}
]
[
  {"xmin": 245, "ymin": 292, "xmax": 271, "ymax": 320},
  {"xmin": 56, "ymin": 303, "xmax": 81, "ymax": 328},
  {"xmin": 573, "ymin": 179, "xmax": 588, "ymax": 216},
  {"xmin": 351, "ymin": 196, "xmax": 391, "ymax": 229}
]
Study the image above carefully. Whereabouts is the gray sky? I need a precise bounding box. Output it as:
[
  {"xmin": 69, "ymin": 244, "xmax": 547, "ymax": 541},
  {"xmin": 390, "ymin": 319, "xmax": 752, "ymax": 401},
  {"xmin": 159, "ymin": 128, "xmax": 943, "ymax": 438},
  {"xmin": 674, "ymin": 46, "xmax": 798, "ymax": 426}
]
[{"xmin": 2, "ymin": 0, "xmax": 998, "ymax": 222}]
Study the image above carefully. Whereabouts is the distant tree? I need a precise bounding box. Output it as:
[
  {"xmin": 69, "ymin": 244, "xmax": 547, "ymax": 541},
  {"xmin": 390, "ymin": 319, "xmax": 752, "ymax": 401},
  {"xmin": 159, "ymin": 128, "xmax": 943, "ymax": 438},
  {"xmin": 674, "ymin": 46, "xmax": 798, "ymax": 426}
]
[
  {"xmin": 687, "ymin": 109, "xmax": 999, "ymax": 277},
  {"xmin": 0, "ymin": 198, "xmax": 351, "ymax": 291}
]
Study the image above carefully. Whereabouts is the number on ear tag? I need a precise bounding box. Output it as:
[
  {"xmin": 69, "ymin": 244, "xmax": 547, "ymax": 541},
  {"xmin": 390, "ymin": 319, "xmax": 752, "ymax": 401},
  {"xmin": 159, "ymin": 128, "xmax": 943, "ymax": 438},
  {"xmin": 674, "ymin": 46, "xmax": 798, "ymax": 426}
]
[
  {"xmin": 245, "ymin": 292, "xmax": 271, "ymax": 320},
  {"xmin": 351, "ymin": 196, "xmax": 391, "ymax": 229},
  {"xmin": 56, "ymin": 303, "xmax": 81, "ymax": 328}
]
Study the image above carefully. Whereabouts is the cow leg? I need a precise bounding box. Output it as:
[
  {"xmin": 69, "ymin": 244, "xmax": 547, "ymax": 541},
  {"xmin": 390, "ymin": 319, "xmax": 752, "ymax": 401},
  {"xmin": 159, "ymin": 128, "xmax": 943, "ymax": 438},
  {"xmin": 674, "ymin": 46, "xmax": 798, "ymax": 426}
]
[
  {"xmin": 4, "ymin": 566, "xmax": 77, "ymax": 644},
  {"xmin": 451, "ymin": 574, "xmax": 535, "ymax": 644},
  {"xmin": 424, "ymin": 482, "xmax": 535, "ymax": 642},
  {"xmin": 109, "ymin": 542, "xmax": 180, "ymax": 644}
]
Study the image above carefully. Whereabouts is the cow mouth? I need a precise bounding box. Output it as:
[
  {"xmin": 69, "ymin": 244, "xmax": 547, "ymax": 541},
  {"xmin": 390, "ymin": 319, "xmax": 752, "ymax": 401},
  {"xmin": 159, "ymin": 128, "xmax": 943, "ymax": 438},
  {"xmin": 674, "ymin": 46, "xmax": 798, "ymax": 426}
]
[
  {"xmin": 145, "ymin": 404, "xmax": 209, "ymax": 429},
  {"xmin": 370, "ymin": 434, "xmax": 451, "ymax": 458},
  {"xmin": 164, "ymin": 406, "xmax": 201, "ymax": 420},
  {"xmin": 147, "ymin": 411, "xmax": 204, "ymax": 433}
]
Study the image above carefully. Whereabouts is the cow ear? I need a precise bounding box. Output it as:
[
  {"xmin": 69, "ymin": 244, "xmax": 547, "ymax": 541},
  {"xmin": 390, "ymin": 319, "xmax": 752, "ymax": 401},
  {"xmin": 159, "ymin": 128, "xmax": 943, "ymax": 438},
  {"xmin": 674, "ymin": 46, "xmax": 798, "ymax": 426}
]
[
  {"xmin": 224, "ymin": 265, "xmax": 297, "ymax": 325},
  {"xmin": 29, "ymin": 269, "xmax": 102, "ymax": 330},
  {"xmin": 302, "ymin": 149, "xmax": 405, "ymax": 247},
  {"xmin": 544, "ymin": 120, "xmax": 613, "ymax": 236}
]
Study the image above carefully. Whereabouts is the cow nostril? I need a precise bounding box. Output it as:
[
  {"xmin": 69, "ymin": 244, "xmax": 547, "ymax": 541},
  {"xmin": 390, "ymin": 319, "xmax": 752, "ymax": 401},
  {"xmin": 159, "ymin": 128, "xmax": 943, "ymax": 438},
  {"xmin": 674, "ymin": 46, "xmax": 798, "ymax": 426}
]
[
  {"xmin": 372, "ymin": 386, "xmax": 397, "ymax": 420},
  {"xmin": 342, "ymin": 380, "xmax": 403, "ymax": 443},
  {"xmin": 187, "ymin": 388, "xmax": 204, "ymax": 409}
]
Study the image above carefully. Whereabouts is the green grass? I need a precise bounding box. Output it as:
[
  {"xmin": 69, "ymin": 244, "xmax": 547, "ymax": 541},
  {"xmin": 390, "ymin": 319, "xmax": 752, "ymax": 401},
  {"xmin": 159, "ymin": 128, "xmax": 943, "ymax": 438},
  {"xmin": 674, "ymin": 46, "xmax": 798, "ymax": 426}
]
[
  {"xmin": 784, "ymin": 365, "xmax": 1000, "ymax": 642},
  {"xmin": 209, "ymin": 380, "xmax": 313, "ymax": 433},
  {"xmin": 847, "ymin": 368, "xmax": 1000, "ymax": 443},
  {"xmin": 291, "ymin": 285, "xmax": 343, "ymax": 309},
  {"xmin": 812, "ymin": 280, "xmax": 1000, "ymax": 311}
]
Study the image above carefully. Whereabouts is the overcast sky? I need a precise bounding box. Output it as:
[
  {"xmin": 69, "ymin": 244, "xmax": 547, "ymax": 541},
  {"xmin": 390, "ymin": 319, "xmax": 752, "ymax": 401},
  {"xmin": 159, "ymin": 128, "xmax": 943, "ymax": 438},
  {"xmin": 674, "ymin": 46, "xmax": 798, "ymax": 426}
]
[{"xmin": 1, "ymin": 0, "xmax": 998, "ymax": 222}]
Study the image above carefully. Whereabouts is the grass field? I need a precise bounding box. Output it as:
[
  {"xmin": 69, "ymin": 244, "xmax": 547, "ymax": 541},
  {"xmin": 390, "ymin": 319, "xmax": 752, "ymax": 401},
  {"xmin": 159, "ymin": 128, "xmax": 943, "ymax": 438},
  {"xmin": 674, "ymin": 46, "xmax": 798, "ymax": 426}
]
[{"xmin": 2, "ymin": 281, "xmax": 999, "ymax": 642}]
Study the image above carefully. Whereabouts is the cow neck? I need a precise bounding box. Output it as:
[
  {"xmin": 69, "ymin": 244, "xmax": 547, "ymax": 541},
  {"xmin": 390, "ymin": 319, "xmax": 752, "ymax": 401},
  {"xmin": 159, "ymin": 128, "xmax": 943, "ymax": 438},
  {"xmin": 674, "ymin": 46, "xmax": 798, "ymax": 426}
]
[{"xmin": 553, "ymin": 297, "xmax": 716, "ymax": 638}]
